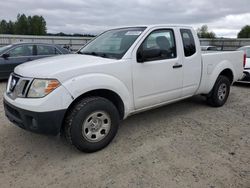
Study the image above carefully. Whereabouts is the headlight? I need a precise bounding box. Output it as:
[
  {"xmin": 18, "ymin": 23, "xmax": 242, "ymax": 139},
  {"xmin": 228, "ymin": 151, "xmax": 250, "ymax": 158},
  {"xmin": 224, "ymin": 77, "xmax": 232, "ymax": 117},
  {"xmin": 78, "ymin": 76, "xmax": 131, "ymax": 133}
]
[{"xmin": 27, "ymin": 79, "xmax": 60, "ymax": 98}]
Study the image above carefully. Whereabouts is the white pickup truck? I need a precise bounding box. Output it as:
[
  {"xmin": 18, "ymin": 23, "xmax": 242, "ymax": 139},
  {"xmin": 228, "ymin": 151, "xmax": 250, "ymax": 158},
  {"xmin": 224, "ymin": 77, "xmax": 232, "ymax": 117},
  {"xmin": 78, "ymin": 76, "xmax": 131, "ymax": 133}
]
[{"xmin": 4, "ymin": 25, "xmax": 244, "ymax": 152}]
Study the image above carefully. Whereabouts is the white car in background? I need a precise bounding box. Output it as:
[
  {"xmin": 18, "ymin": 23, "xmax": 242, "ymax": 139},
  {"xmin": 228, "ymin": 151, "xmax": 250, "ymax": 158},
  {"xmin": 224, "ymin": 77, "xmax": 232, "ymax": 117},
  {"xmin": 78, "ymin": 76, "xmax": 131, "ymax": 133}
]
[{"xmin": 237, "ymin": 46, "xmax": 250, "ymax": 82}]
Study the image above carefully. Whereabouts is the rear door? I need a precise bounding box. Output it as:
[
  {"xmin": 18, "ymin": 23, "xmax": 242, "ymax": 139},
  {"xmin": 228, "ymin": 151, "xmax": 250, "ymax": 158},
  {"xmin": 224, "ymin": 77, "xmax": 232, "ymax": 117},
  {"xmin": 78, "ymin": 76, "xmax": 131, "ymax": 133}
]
[
  {"xmin": 180, "ymin": 28, "xmax": 202, "ymax": 96},
  {"xmin": 33, "ymin": 45, "xmax": 60, "ymax": 60},
  {"xmin": 0, "ymin": 44, "xmax": 34, "ymax": 78}
]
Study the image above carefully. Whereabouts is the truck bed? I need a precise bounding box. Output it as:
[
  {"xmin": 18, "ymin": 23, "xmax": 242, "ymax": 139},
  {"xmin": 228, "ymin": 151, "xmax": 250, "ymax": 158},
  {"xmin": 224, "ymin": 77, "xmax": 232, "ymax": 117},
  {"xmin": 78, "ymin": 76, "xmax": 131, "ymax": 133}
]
[{"xmin": 197, "ymin": 51, "xmax": 244, "ymax": 94}]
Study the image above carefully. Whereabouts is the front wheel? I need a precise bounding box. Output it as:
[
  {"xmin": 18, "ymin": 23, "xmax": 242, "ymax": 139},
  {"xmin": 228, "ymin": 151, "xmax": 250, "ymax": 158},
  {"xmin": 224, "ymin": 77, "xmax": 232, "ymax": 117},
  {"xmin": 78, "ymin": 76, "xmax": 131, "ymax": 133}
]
[
  {"xmin": 207, "ymin": 75, "xmax": 231, "ymax": 107},
  {"xmin": 64, "ymin": 97, "xmax": 120, "ymax": 152}
]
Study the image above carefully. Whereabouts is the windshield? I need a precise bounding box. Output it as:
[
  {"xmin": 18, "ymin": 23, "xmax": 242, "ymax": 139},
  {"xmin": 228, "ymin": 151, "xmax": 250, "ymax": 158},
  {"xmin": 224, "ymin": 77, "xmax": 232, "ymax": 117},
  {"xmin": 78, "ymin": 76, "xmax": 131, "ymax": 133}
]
[
  {"xmin": 0, "ymin": 45, "xmax": 12, "ymax": 55},
  {"xmin": 238, "ymin": 47, "xmax": 250, "ymax": 58},
  {"xmin": 78, "ymin": 27, "xmax": 146, "ymax": 59}
]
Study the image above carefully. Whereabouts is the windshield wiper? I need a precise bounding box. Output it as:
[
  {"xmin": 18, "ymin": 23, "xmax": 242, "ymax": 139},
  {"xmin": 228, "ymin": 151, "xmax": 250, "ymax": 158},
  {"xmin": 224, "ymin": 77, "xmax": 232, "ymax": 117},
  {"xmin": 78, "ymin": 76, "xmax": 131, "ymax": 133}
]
[
  {"xmin": 80, "ymin": 51, "xmax": 108, "ymax": 58},
  {"xmin": 80, "ymin": 51, "xmax": 98, "ymax": 56},
  {"xmin": 99, "ymin": 53, "xmax": 107, "ymax": 58},
  {"xmin": 78, "ymin": 51, "xmax": 97, "ymax": 56}
]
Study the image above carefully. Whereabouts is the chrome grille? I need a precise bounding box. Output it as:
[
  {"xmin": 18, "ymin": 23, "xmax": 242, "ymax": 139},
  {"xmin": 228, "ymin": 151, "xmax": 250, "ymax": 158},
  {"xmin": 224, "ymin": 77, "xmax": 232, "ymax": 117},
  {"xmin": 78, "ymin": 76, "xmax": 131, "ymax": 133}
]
[{"xmin": 7, "ymin": 73, "xmax": 33, "ymax": 99}]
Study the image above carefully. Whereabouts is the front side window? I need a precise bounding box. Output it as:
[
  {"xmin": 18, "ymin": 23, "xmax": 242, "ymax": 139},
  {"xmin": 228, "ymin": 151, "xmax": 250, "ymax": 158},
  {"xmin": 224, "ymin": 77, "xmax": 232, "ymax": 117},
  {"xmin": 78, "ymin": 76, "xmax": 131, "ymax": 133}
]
[
  {"xmin": 137, "ymin": 29, "xmax": 177, "ymax": 62},
  {"xmin": 37, "ymin": 45, "xmax": 58, "ymax": 55},
  {"xmin": 79, "ymin": 27, "xmax": 146, "ymax": 59},
  {"xmin": 0, "ymin": 45, "xmax": 12, "ymax": 55},
  {"xmin": 9, "ymin": 45, "xmax": 33, "ymax": 57},
  {"xmin": 180, "ymin": 29, "xmax": 196, "ymax": 57}
]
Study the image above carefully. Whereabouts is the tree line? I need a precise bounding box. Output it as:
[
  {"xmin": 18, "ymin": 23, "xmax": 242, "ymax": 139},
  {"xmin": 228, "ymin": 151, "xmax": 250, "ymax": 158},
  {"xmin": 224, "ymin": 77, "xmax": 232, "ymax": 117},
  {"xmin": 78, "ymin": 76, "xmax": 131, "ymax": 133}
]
[
  {"xmin": 0, "ymin": 14, "xmax": 249, "ymax": 38},
  {"xmin": 197, "ymin": 25, "xmax": 250, "ymax": 39},
  {"xmin": 46, "ymin": 32, "xmax": 95, "ymax": 37},
  {"xmin": 0, "ymin": 14, "xmax": 95, "ymax": 37},
  {"xmin": 0, "ymin": 14, "xmax": 46, "ymax": 35}
]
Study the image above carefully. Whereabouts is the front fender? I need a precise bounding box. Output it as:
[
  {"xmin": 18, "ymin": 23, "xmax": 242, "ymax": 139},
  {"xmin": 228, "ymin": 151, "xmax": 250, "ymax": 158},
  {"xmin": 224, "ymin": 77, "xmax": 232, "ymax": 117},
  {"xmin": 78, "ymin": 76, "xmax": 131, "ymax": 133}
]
[{"xmin": 62, "ymin": 73, "xmax": 133, "ymax": 117}]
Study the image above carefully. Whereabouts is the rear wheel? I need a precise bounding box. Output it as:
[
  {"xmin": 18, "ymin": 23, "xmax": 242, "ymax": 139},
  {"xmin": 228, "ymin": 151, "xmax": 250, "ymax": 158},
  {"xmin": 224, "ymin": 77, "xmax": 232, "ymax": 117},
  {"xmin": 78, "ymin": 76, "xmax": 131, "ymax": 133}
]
[
  {"xmin": 207, "ymin": 75, "xmax": 231, "ymax": 107},
  {"xmin": 64, "ymin": 97, "xmax": 120, "ymax": 152}
]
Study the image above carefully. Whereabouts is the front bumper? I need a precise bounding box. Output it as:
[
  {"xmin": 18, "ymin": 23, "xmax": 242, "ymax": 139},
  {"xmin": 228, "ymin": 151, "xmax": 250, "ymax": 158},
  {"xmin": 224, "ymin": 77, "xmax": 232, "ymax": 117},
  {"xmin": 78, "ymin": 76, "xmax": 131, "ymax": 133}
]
[{"xmin": 4, "ymin": 99, "xmax": 66, "ymax": 135}]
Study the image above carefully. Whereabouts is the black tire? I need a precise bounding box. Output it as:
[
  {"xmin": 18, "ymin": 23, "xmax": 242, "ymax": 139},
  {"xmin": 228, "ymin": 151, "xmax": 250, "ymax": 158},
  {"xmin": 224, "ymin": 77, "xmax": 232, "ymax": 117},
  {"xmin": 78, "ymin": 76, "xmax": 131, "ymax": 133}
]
[
  {"xmin": 64, "ymin": 97, "xmax": 120, "ymax": 153},
  {"xmin": 207, "ymin": 75, "xmax": 231, "ymax": 107}
]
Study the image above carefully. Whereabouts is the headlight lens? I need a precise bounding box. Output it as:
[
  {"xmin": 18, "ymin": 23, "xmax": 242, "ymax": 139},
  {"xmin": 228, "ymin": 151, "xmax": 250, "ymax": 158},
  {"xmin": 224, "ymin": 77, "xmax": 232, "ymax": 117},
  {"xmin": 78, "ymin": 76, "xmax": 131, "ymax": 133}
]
[{"xmin": 27, "ymin": 79, "xmax": 60, "ymax": 98}]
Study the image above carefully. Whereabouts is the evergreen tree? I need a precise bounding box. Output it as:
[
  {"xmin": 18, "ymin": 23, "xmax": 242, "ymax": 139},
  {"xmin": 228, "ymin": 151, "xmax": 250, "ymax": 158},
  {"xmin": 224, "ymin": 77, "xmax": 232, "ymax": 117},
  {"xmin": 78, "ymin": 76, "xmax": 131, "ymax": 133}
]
[
  {"xmin": 0, "ymin": 20, "xmax": 8, "ymax": 34},
  {"xmin": 237, "ymin": 25, "xmax": 250, "ymax": 38},
  {"xmin": 15, "ymin": 14, "xmax": 29, "ymax": 34},
  {"xmin": 197, "ymin": 25, "xmax": 216, "ymax": 39},
  {"xmin": 7, "ymin": 21, "xmax": 15, "ymax": 34},
  {"xmin": 30, "ymin": 15, "xmax": 47, "ymax": 35},
  {"xmin": 27, "ymin": 16, "xmax": 33, "ymax": 35}
]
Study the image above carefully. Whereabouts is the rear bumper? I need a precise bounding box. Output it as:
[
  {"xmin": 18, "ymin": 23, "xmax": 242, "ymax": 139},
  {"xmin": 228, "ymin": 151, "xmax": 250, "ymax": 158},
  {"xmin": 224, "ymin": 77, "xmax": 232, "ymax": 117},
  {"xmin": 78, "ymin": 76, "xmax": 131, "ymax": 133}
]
[{"xmin": 4, "ymin": 99, "xmax": 66, "ymax": 135}]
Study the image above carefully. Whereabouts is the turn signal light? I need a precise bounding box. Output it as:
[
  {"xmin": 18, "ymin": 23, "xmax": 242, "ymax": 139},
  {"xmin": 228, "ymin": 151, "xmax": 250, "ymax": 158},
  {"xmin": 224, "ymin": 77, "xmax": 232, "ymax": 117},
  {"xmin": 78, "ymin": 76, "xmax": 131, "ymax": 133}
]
[{"xmin": 45, "ymin": 80, "xmax": 61, "ymax": 94}]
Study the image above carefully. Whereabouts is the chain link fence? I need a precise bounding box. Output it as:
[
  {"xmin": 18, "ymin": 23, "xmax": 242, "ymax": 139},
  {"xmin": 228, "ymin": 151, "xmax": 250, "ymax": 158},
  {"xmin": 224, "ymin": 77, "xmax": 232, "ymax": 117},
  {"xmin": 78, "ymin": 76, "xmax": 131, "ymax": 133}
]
[
  {"xmin": 1, "ymin": 35, "xmax": 250, "ymax": 52},
  {"xmin": 200, "ymin": 38, "xmax": 250, "ymax": 51},
  {"xmin": 0, "ymin": 34, "xmax": 94, "ymax": 52}
]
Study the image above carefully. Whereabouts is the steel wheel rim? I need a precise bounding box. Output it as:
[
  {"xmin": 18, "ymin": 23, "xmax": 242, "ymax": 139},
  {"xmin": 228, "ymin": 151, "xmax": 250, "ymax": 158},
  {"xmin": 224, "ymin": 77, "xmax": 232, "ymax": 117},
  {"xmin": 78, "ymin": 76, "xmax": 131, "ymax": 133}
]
[
  {"xmin": 218, "ymin": 83, "xmax": 227, "ymax": 101},
  {"xmin": 82, "ymin": 111, "xmax": 111, "ymax": 142}
]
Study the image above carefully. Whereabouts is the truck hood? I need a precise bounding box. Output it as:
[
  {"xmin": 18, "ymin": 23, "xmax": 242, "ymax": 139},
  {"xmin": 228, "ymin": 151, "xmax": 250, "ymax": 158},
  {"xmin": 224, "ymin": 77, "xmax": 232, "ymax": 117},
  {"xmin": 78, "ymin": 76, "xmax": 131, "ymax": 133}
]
[{"xmin": 15, "ymin": 54, "xmax": 117, "ymax": 81}]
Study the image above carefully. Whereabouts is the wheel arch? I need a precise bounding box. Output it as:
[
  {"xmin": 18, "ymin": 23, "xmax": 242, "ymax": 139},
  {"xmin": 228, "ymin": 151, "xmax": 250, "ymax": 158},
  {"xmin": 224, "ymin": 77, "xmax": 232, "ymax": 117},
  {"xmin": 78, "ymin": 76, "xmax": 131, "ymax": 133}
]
[
  {"xmin": 61, "ymin": 89, "xmax": 125, "ymax": 133},
  {"xmin": 207, "ymin": 68, "xmax": 234, "ymax": 97},
  {"xmin": 198, "ymin": 59, "xmax": 236, "ymax": 95},
  {"xmin": 218, "ymin": 68, "xmax": 234, "ymax": 84}
]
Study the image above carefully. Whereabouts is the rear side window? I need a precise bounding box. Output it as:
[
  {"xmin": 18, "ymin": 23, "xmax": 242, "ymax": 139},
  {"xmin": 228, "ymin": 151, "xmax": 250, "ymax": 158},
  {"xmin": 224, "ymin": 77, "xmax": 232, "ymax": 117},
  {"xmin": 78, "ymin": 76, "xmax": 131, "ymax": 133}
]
[
  {"xmin": 37, "ymin": 45, "xmax": 59, "ymax": 55},
  {"xmin": 180, "ymin": 29, "xmax": 196, "ymax": 57}
]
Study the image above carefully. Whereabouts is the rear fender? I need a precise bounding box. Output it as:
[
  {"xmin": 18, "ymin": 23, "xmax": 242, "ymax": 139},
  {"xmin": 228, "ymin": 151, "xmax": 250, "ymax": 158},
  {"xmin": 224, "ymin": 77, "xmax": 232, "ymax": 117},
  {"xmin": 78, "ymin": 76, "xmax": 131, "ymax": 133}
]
[{"xmin": 199, "ymin": 60, "xmax": 235, "ymax": 94}]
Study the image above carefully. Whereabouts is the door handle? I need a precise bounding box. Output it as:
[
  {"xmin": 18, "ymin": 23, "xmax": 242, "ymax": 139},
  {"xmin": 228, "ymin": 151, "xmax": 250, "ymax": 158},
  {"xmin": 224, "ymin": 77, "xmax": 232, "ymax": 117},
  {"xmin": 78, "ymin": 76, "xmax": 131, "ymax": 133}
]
[{"xmin": 173, "ymin": 64, "xmax": 182, "ymax": 69}]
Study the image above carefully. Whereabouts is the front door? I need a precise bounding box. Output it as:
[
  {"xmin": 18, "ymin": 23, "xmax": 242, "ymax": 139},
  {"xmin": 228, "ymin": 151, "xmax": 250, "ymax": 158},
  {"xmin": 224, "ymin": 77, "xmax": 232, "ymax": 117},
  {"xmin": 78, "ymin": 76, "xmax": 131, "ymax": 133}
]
[
  {"xmin": 132, "ymin": 29, "xmax": 183, "ymax": 109},
  {"xmin": 0, "ymin": 45, "xmax": 34, "ymax": 79},
  {"xmin": 33, "ymin": 45, "xmax": 60, "ymax": 60}
]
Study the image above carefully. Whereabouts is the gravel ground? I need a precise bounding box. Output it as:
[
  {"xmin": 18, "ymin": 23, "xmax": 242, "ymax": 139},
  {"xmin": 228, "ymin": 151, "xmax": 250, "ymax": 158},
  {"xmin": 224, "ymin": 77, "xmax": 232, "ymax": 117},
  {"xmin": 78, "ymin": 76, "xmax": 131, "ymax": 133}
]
[{"xmin": 0, "ymin": 81, "xmax": 249, "ymax": 188}]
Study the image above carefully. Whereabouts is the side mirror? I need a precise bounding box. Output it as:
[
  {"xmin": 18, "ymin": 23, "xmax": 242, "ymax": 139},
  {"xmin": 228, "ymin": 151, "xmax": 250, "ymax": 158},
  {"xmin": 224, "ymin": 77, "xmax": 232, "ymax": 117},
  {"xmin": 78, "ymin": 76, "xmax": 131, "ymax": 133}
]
[
  {"xmin": 137, "ymin": 49, "xmax": 161, "ymax": 63},
  {"xmin": 2, "ymin": 53, "xmax": 10, "ymax": 59},
  {"xmin": 137, "ymin": 49, "xmax": 144, "ymax": 63}
]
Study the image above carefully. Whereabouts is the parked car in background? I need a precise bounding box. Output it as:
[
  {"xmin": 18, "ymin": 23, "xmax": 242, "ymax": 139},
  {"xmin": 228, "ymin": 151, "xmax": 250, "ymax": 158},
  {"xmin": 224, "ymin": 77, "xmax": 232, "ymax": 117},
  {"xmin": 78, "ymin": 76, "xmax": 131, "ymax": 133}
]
[
  {"xmin": 0, "ymin": 43, "xmax": 71, "ymax": 79},
  {"xmin": 237, "ymin": 46, "xmax": 250, "ymax": 82},
  {"xmin": 201, "ymin": 46, "xmax": 219, "ymax": 51}
]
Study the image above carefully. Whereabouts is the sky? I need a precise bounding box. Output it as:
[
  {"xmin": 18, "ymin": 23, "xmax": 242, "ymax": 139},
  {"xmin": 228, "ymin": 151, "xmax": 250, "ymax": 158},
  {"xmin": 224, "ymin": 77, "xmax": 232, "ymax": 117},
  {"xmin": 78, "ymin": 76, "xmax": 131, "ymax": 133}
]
[{"xmin": 0, "ymin": 0, "xmax": 249, "ymax": 38}]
